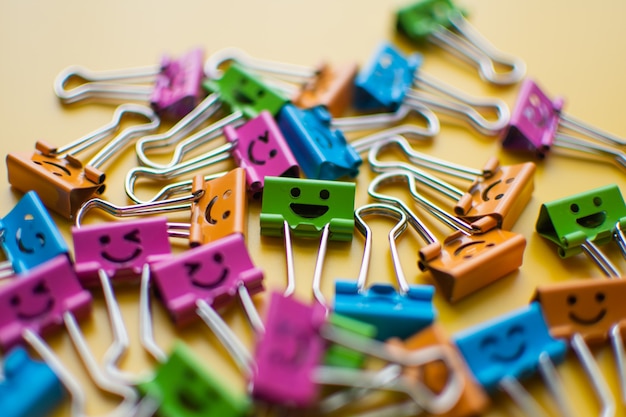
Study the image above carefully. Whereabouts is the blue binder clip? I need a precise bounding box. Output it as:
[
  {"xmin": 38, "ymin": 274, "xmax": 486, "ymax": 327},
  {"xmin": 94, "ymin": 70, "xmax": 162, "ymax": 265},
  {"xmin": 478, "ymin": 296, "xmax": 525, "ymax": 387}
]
[
  {"xmin": 277, "ymin": 104, "xmax": 361, "ymax": 180},
  {"xmin": 453, "ymin": 302, "xmax": 567, "ymax": 393},
  {"xmin": 0, "ymin": 191, "xmax": 68, "ymax": 279},
  {"xmin": 0, "ymin": 346, "xmax": 65, "ymax": 417},
  {"xmin": 334, "ymin": 203, "xmax": 436, "ymax": 340}
]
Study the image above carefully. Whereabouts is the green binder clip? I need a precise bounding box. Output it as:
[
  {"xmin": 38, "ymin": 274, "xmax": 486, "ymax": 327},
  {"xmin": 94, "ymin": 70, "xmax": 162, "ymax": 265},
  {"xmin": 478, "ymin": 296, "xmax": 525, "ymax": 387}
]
[
  {"xmin": 536, "ymin": 184, "xmax": 626, "ymax": 258},
  {"xmin": 260, "ymin": 176, "xmax": 356, "ymax": 241},
  {"xmin": 324, "ymin": 313, "xmax": 377, "ymax": 369},
  {"xmin": 138, "ymin": 342, "xmax": 251, "ymax": 417},
  {"xmin": 203, "ymin": 63, "xmax": 289, "ymax": 119},
  {"xmin": 396, "ymin": 0, "xmax": 465, "ymax": 43}
]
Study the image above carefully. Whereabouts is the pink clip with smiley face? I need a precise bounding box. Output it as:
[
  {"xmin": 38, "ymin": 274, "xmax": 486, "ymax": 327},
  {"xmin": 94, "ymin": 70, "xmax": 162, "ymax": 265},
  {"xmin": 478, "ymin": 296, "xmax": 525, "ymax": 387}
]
[
  {"xmin": 224, "ymin": 111, "xmax": 300, "ymax": 200},
  {"xmin": 72, "ymin": 217, "xmax": 172, "ymax": 287},
  {"xmin": 151, "ymin": 233, "xmax": 264, "ymax": 328},
  {"xmin": 0, "ymin": 255, "xmax": 92, "ymax": 352}
]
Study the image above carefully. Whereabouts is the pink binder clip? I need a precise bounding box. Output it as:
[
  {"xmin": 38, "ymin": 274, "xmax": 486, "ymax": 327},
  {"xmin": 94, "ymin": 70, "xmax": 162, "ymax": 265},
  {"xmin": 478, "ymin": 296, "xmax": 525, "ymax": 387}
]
[
  {"xmin": 0, "ymin": 255, "xmax": 92, "ymax": 352},
  {"xmin": 72, "ymin": 217, "xmax": 172, "ymax": 287},
  {"xmin": 252, "ymin": 291, "xmax": 327, "ymax": 407},
  {"xmin": 224, "ymin": 111, "xmax": 300, "ymax": 199},
  {"xmin": 151, "ymin": 233, "xmax": 264, "ymax": 328}
]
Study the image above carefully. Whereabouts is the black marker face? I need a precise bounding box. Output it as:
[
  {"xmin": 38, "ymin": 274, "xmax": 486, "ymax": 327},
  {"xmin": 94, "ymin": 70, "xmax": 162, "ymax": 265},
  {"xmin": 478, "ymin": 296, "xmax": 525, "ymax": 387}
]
[
  {"xmin": 567, "ymin": 291, "xmax": 607, "ymax": 325},
  {"xmin": 14, "ymin": 214, "xmax": 46, "ymax": 254},
  {"xmin": 247, "ymin": 130, "xmax": 278, "ymax": 166},
  {"xmin": 481, "ymin": 177, "xmax": 516, "ymax": 202},
  {"xmin": 288, "ymin": 187, "xmax": 330, "ymax": 219},
  {"xmin": 479, "ymin": 324, "xmax": 526, "ymax": 363},
  {"xmin": 184, "ymin": 252, "xmax": 229, "ymax": 290},
  {"xmin": 99, "ymin": 229, "xmax": 143, "ymax": 264},
  {"xmin": 10, "ymin": 280, "xmax": 54, "ymax": 321},
  {"xmin": 32, "ymin": 159, "xmax": 72, "ymax": 177}
]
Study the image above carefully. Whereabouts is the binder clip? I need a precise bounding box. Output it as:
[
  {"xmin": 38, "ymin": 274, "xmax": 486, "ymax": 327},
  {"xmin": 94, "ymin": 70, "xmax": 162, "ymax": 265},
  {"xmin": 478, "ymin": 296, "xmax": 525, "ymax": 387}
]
[
  {"xmin": 368, "ymin": 134, "xmax": 536, "ymax": 230},
  {"xmin": 6, "ymin": 104, "xmax": 160, "ymax": 219},
  {"xmin": 151, "ymin": 233, "xmax": 264, "ymax": 328},
  {"xmin": 277, "ymin": 104, "xmax": 362, "ymax": 180},
  {"xmin": 353, "ymin": 42, "xmax": 510, "ymax": 136},
  {"xmin": 453, "ymin": 303, "xmax": 569, "ymax": 416},
  {"xmin": 534, "ymin": 279, "xmax": 626, "ymax": 414},
  {"xmin": 0, "ymin": 191, "xmax": 68, "ymax": 279},
  {"xmin": 260, "ymin": 176, "xmax": 356, "ymax": 241},
  {"xmin": 502, "ymin": 79, "xmax": 626, "ymax": 164},
  {"xmin": 535, "ymin": 184, "xmax": 626, "ymax": 261},
  {"xmin": 395, "ymin": 0, "xmax": 526, "ymax": 85},
  {"xmin": 54, "ymin": 47, "xmax": 206, "ymax": 119},
  {"xmin": 333, "ymin": 203, "xmax": 436, "ymax": 340},
  {"xmin": 369, "ymin": 171, "xmax": 526, "ymax": 302},
  {"xmin": 205, "ymin": 47, "xmax": 358, "ymax": 117},
  {"xmin": 323, "ymin": 313, "xmax": 377, "ymax": 369},
  {"xmin": 0, "ymin": 346, "xmax": 65, "ymax": 417}
]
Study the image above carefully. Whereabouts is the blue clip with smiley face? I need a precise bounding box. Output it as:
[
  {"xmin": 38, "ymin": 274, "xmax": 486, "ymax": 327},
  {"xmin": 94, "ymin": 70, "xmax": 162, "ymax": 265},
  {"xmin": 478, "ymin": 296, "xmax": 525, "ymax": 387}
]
[
  {"xmin": 0, "ymin": 346, "xmax": 65, "ymax": 417},
  {"xmin": 353, "ymin": 42, "xmax": 422, "ymax": 112},
  {"xmin": 334, "ymin": 204, "xmax": 435, "ymax": 340},
  {"xmin": 453, "ymin": 302, "xmax": 567, "ymax": 393},
  {"xmin": 277, "ymin": 104, "xmax": 362, "ymax": 180},
  {"xmin": 0, "ymin": 191, "xmax": 68, "ymax": 279}
]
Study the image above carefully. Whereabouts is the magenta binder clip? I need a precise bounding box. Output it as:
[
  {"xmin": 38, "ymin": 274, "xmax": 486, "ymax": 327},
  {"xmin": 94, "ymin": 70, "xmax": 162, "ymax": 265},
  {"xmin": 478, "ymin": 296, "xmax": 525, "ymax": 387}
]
[
  {"xmin": 252, "ymin": 291, "xmax": 327, "ymax": 408},
  {"xmin": 151, "ymin": 233, "xmax": 264, "ymax": 328},
  {"xmin": 502, "ymin": 78, "xmax": 626, "ymax": 164},
  {"xmin": 0, "ymin": 255, "xmax": 92, "ymax": 352},
  {"xmin": 72, "ymin": 217, "xmax": 172, "ymax": 287},
  {"xmin": 224, "ymin": 110, "xmax": 300, "ymax": 198}
]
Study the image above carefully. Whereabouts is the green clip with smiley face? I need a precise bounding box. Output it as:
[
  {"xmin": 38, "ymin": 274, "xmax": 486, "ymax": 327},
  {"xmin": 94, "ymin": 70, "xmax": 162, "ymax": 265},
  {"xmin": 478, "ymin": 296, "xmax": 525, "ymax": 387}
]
[
  {"xmin": 536, "ymin": 184, "xmax": 626, "ymax": 258},
  {"xmin": 396, "ymin": 0, "xmax": 466, "ymax": 44},
  {"xmin": 138, "ymin": 342, "xmax": 251, "ymax": 417},
  {"xmin": 260, "ymin": 176, "xmax": 356, "ymax": 241},
  {"xmin": 203, "ymin": 63, "xmax": 289, "ymax": 119}
]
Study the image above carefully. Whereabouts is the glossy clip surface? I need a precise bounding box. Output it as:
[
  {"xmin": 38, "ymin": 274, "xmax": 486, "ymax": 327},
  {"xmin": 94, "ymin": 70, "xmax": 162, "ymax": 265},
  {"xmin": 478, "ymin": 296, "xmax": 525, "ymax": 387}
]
[
  {"xmin": 150, "ymin": 47, "xmax": 206, "ymax": 119},
  {"xmin": 252, "ymin": 292, "xmax": 327, "ymax": 407},
  {"xmin": 453, "ymin": 302, "xmax": 567, "ymax": 392},
  {"xmin": 293, "ymin": 62, "xmax": 358, "ymax": 117},
  {"xmin": 0, "ymin": 191, "xmax": 68, "ymax": 275},
  {"xmin": 501, "ymin": 79, "xmax": 564, "ymax": 155},
  {"xmin": 224, "ymin": 110, "xmax": 300, "ymax": 199},
  {"xmin": 277, "ymin": 104, "xmax": 361, "ymax": 180},
  {"xmin": 151, "ymin": 233, "xmax": 264, "ymax": 328},
  {"xmin": 72, "ymin": 217, "xmax": 172, "ymax": 287},
  {"xmin": 138, "ymin": 341, "xmax": 251, "ymax": 417},
  {"xmin": 260, "ymin": 176, "xmax": 356, "ymax": 241},
  {"xmin": 203, "ymin": 63, "xmax": 289, "ymax": 119},
  {"xmin": 189, "ymin": 168, "xmax": 248, "ymax": 246},
  {"xmin": 0, "ymin": 256, "xmax": 92, "ymax": 352},
  {"xmin": 0, "ymin": 346, "xmax": 66, "ymax": 417},
  {"xmin": 353, "ymin": 42, "xmax": 422, "ymax": 111},
  {"xmin": 535, "ymin": 184, "xmax": 626, "ymax": 258}
]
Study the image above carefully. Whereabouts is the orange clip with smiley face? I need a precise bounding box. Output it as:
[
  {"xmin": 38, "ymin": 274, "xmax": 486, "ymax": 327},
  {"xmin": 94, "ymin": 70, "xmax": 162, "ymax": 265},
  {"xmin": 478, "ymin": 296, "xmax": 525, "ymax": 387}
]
[
  {"xmin": 293, "ymin": 62, "xmax": 358, "ymax": 117},
  {"xmin": 534, "ymin": 279, "xmax": 626, "ymax": 347},
  {"xmin": 189, "ymin": 168, "xmax": 248, "ymax": 247},
  {"xmin": 386, "ymin": 324, "xmax": 490, "ymax": 417}
]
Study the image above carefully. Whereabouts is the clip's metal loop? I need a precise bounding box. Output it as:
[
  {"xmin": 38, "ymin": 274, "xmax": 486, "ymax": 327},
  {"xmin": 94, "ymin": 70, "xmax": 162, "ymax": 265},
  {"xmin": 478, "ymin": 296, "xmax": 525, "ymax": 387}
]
[
  {"xmin": 580, "ymin": 239, "xmax": 621, "ymax": 278},
  {"xmin": 428, "ymin": 11, "xmax": 526, "ymax": 86},
  {"xmin": 553, "ymin": 134, "xmax": 626, "ymax": 173},
  {"xmin": 408, "ymin": 72, "xmax": 510, "ymax": 136},
  {"xmin": 54, "ymin": 64, "xmax": 159, "ymax": 104},
  {"xmin": 354, "ymin": 204, "xmax": 409, "ymax": 293}
]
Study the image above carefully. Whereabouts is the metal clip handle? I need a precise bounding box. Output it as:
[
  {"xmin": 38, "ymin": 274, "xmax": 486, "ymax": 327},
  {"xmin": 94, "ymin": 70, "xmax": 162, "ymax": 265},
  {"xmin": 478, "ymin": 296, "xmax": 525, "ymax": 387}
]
[
  {"xmin": 408, "ymin": 72, "xmax": 510, "ymax": 136},
  {"xmin": 428, "ymin": 11, "xmax": 526, "ymax": 85},
  {"xmin": 553, "ymin": 134, "xmax": 626, "ymax": 173}
]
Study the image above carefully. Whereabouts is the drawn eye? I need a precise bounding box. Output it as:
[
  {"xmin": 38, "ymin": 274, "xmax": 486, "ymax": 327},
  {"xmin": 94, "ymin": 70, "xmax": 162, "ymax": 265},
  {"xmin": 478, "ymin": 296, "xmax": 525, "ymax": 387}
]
[
  {"xmin": 290, "ymin": 187, "xmax": 301, "ymax": 198},
  {"xmin": 570, "ymin": 204, "xmax": 579, "ymax": 213},
  {"xmin": 593, "ymin": 197, "xmax": 602, "ymax": 207},
  {"xmin": 99, "ymin": 235, "xmax": 111, "ymax": 245},
  {"xmin": 480, "ymin": 335, "xmax": 498, "ymax": 349},
  {"xmin": 10, "ymin": 295, "xmax": 20, "ymax": 306},
  {"xmin": 213, "ymin": 253, "xmax": 223, "ymax": 263},
  {"xmin": 34, "ymin": 281, "xmax": 48, "ymax": 294},
  {"xmin": 319, "ymin": 189, "xmax": 330, "ymax": 200},
  {"xmin": 124, "ymin": 229, "xmax": 141, "ymax": 244},
  {"xmin": 222, "ymin": 211, "xmax": 231, "ymax": 220},
  {"xmin": 567, "ymin": 295, "xmax": 577, "ymax": 305},
  {"xmin": 507, "ymin": 325, "xmax": 524, "ymax": 338},
  {"xmin": 596, "ymin": 292, "xmax": 605, "ymax": 303}
]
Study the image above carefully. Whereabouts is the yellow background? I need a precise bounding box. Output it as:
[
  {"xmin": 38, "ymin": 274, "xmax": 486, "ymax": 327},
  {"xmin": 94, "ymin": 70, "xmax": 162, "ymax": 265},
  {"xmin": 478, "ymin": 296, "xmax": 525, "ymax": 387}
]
[{"xmin": 2, "ymin": 0, "xmax": 626, "ymax": 416}]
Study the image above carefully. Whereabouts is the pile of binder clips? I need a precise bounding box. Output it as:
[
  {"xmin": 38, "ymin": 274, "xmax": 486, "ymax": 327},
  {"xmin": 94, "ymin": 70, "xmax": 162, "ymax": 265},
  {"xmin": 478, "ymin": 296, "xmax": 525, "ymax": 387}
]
[{"xmin": 2, "ymin": 1, "xmax": 626, "ymax": 416}]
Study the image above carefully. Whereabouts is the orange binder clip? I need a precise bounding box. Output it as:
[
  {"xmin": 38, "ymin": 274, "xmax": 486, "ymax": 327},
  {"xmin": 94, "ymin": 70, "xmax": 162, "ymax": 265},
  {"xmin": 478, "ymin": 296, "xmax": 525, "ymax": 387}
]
[
  {"xmin": 368, "ymin": 134, "xmax": 535, "ymax": 230},
  {"xmin": 386, "ymin": 324, "xmax": 490, "ymax": 417},
  {"xmin": 6, "ymin": 104, "xmax": 159, "ymax": 219},
  {"xmin": 369, "ymin": 171, "xmax": 526, "ymax": 302},
  {"xmin": 293, "ymin": 62, "xmax": 358, "ymax": 117},
  {"xmin": 189, "ymin": 168, "xmax": 248, "ymax": 246}
]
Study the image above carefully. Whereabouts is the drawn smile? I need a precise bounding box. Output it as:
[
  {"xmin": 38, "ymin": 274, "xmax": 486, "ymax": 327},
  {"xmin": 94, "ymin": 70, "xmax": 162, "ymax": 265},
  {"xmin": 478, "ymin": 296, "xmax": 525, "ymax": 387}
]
[
  {"xmin": 490, "ymin": 344, "xmax": 526, "ymax": 363},
  {"xmin": 101, "ymin": 248, "xmax": 143, "ymax": 264},
  {"xmin": 576, "ymin": 212, "xmax": 606, "ymax": 229},
  {"xmin": 16, "ymin": 298, "xmax": 54, "ymax": 320},
  {"xmin": 177, "ymin": 391, "xmax": 203, "ymax": 413},
  {"xmin": 234, "ymin": 90, "xmax": 254, "ymax": 105},
  {"xmin": 569, "ymin": 309, "xmax": 607, "ymax": 325},
  {"xmin": 191, "ymin": 268, "xmax": 229, "ymax": 289},
  {"xmin": 289, "ymin": 203, "xmax": 329, "ymax": 219},
  {"xmin": 16, "ymin": 229, "xmax": 45, "ymax": 254}
]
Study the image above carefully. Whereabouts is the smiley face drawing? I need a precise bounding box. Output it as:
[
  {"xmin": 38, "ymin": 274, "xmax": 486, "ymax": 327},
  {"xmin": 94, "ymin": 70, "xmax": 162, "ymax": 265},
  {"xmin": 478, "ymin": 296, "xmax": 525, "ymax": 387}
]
[
  {"xmin": 138, "ymin": 342, "xmax": 250, "ymax": 417},
  {"xmin": 420, "ymin": 229, "xmax": 526, "ymax": 302},
  {"xmin": 9, "ymin": 280, "xmax": 54, "ymax": 321},
  {"xmin": 536, "ymin": 184, "xmax": 626, "ymax": 258},
  {"xmin": 260, "ymin": 176, "xmax": 356, "ymax": 241},
  {"xmin": 453, "ymin": 303, "xmax": 567, "ymax": 392},
  {"xmin": 0, "ymin": 191, "xmax": 68, "ymax": 274},
  {"xmin": 534, "ymin": 279, "xmax": 626, "ymax": 346},
  {"xmin": 151, "ymin": 233, "xmax": 264, "ymax": 328},
  {"xmin": 189, "ymin": 168, "xmax": 248, "ymax": 247},
  {"xmin": 203, "ymin": 63, "xmax": 288, "ymax": 119}
]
